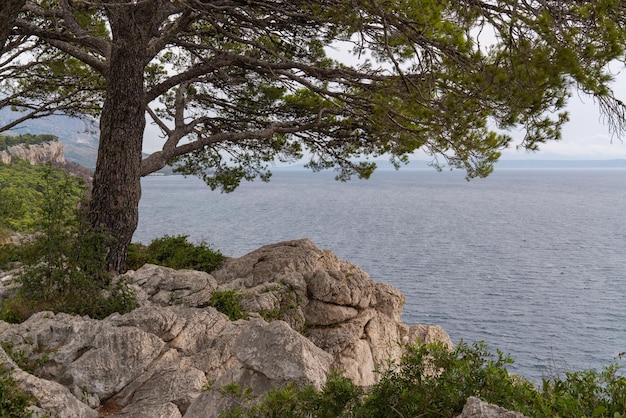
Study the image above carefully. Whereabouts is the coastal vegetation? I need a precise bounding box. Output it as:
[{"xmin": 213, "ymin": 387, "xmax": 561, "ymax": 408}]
[
  {"xmin": 0, "ymin": 159, "xmax": 136, "ymax": 323},
  {"xmin": 222, "ymin": 341, "xmax": 626, "ymax": 418},
  {"xmin": 1, "ymin": 156, "xmax": 624, "ymax": 416},
  {"xmin": 0, "ymin": 159, "xmax": 82, "ymax": 237},
  {"xmin": 0, "ymin": 167, "xmax": 225, "ymax": 323}
]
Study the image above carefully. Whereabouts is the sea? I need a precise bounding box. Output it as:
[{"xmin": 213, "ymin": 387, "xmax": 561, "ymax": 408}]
[{"xmin": 133, "ymin": 167, "xmax": 626, "ymax": 382}]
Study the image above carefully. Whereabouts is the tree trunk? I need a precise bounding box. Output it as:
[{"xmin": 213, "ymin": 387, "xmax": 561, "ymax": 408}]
[{"xmin": 89, "ymin": 4, "xmax": 156, "ymax": 272}]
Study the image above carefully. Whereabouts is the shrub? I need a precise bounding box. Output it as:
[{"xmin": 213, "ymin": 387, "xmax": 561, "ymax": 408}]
[
  {"xmin": 359, "ymin": 341, "xmax": 538, "ymax": 418},
  {"xmin": 209, "ymin": 290, "xmax": 247, "ymax": 321},
  {"xmin": 220, "ymin": 373, "xmax": 362, "ymax": 418},
  {"xmin": 127, "ymin": 235, "xmax": 224, "ymax": 272},
  {"xmin": 0, "ymin": 164, "xmax": 136, "ymax": 323},
  {"xmin": 0, "ymin": 160, "xmax": 84, "ymax": 234},
  {"xmin": 221, "ymin": 341, "xmax": 626, "ymax": 418},
  {"xmin": 533, "ymin": 365, "xmax": 626, "ymax": 417}
]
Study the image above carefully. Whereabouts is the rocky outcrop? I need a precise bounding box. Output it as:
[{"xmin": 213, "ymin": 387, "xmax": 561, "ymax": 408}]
[
  {"xmin": 0, "ymin": 140, "xmax": 93, "ymax": 184},
  {"xmin": 0, "ymin": 239, "xmax": 452, "ymax": 417},
  {"xmin": 0, "ymin": 141, "xmax": 65, "ymax": 165},
  {"xmin": 209, "ymin": 239, "xmax": 452, "ymax": 386}
]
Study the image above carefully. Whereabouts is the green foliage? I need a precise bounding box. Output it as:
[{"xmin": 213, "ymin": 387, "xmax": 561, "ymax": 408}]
[
  {"xmin": 0, "ymin": 134, "xmax": 58, "ymax": 152},
  {"xmin": 0, "ymin": 160, "xmax": 84, "ymax": 236},
  {"xmin": 534, "ymin": 365, "xmax": 626, "ymax": 418},
  {"xmin": 220, "ymin": 373, "xmax": 362, "ymax": 418},
  {"xmin": 209, "ymin": 290, "xmax": 247, "ymax": 321},
  {"xmin": 222, "ymin": 341, "xmax": 626, "ymax": 418},
  {"xmin": 0, "ymin": 164, "xmax": 136, "ymax": 323},
  {"xmin": 360, "ymin": 341, "xmax": 537, "ymax": 417},
  {"xmin": 0, "ymin": 367, "xmax": 35, "ymax": 418},
  {"xmin": 127, "ymin": 235, "xmax": 224, "ymax": 273},
  {"xmin": 6, "ymin": 1, "xmax": 626, "ymax": 195},
  {"xmin": 0, "ymin": 341, "xmax": 52, "ymax": 376}
]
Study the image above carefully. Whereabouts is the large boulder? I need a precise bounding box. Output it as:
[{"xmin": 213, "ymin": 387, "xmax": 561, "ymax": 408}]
[
  {"xmin": 184, "ymin": 320, "xmax": 334, "ymax": 418},
  {"xmin": 212, "ymin": 238, "xmax": 451, "ymax": 386},
  {"xmin": 0, "ymin": 238, "xmax": 452, "ymax": 417}
]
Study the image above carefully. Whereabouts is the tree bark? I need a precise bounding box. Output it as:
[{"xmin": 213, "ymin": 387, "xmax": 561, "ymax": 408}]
[
  {"xmin": 89, "ymin": 3, "xmax": 158, "ymax": 272},
  {"xmin": 0, "ymin": 0, "xmax": 25, "ymax": 53}
]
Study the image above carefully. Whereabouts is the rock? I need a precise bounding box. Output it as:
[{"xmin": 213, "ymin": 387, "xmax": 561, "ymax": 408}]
[
  {"xmin": 0, "ymin": 239, "xmax": 452, "ymax": 417},
  {"xmin": 408, "ymin": 324, "xmax": 453, "ymax": 348},
  {"xmin": 0, "ymin": 345, "xmax": 97, "ymax": 418},
  {"xmin": 110, "ymin": 366, "xmax": 206, "ymax": 416},
  {"xmin": 210, "ymin": 238, "xmax": 449, "ymax": 386},
  {"xmin": 233, "ymin": 319, "xmax": 333, "ymax": 390},
  {"xmin": 129, "ymin": 264, "xmax": 218, "ymax": 307},
  {"xmin": 1, "ymin": 311, "xmax": 166, "ymax": 404},
  {"xmin": 212, "ymin": 239, "xmax": 342, "ymax": 287},
  {"xmin": 185, "ymin": 319, "xmax": 334, "ymax": 418},
  {"xmin": 112, "ymin": 403, "xmax": 183, "ymax": 418},
  {"xmin": 107, "ymin": 306, "xmax": 187, "ymax": 342},
  {"xmin": 457, "ymin": 397, "xmax": 528, "ymax": 418},
  {"xmin": 303, "ymin": 300, "xmax": 359, "ymax": 326},
  {"xmin": 0, "ymin": 140, "xmax": 93, "ymax": 185}
]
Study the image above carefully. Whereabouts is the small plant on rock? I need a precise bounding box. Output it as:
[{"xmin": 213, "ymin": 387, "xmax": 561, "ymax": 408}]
[
  {"xmin": 209, "ymin": 290, "xmax": 247, "ymax": 321},
  {"xmin": 0, "ymin": 367, "xmax": 36, "ymax": 418}
]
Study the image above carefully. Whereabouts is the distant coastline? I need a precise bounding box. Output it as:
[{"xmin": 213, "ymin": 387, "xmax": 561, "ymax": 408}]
[
  {"xmin": 493, "ymin": 159, "xmax": 626, "ymax": 169},
  {"xmin": 269, "ymin": 159, "xmax": 626, "ymax": 172}
]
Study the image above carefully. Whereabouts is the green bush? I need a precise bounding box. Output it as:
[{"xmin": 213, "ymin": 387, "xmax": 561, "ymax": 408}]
[
  {"xmin": 534, "ymin": 365, "xmax": 626, "ymax": 417},
  {"xmin": 221, "ymin": 341, "xmax": 626, "ymax": 418},
  {"xmin": 220, "ymin": 373, "xmax": 362, "ymax": 418},
  {"xmin": 0, "ymin": 160, "xmax": 84, "ymax": 235},
  {"xmin": 127, "ymin": 235, "xmax": 224, "ymax": 272},
  {"xmin": 0, "ymin": 164, "xmax": 136, "ymax": 323},
  {"xmin": 209, "ymin": 290, "xmax": 247, "ymax": 321},
  {"xmin": 359, "ymin": 341, "xmax": 538, "ymax": 418}
]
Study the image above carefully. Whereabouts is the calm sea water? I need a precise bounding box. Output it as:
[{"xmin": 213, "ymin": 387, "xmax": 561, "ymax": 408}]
[{"xmin": 134, "ymin": 168, "xmax": 626, "ymax": 382}]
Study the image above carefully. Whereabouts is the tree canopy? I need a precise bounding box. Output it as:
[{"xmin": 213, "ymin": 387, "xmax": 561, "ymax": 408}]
[{"xmin": 2, "ymin": 0, "xmax": 626, "ymax": 270}]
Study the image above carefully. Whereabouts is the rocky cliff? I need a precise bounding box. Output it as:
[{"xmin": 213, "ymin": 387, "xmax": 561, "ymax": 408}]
[
  {"xmin": 0, "ymin": 140, "xmax": 93, "ymax": 184},
  {"xmin": 0, "ymin": 239, "xmax": 517, "ymax": 418},
  {"xmin": 0, "ymin": 141, "xmax": 65, "ymax": 165}
]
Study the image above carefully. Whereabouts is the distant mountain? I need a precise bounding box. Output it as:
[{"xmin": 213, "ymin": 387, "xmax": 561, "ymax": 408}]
[{"xmin": 0, "ymin": 108, "xmax": 99, "ymax": 169}]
